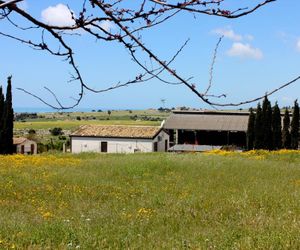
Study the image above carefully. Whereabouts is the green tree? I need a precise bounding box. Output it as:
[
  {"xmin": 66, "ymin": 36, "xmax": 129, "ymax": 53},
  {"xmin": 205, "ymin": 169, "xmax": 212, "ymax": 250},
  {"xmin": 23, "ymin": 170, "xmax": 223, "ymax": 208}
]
[
  {"xmin": 247, "ymin": 108, "xmax": 255, "ymax": 150},
  {"xmin": 0, "ymin": 86, "xmax": 4, "ymax": 154},
  {"xmin": 262, "ymin": 96, "xmax": 273, "ymax": 150},
  {"xmin": 49, "ymin": 127, "xmax": 63, "ymax": 136},
  {"xmin": 291, "ymin": 100, "xmax": 299, "ymax": 149},
  {"xmin": 254, "ymin": 103, "xmax": 264, "ymax": 149},
  {"xmin": 282, "ymin": 108, "xmax": 291, "ymax": 149},
  {"xmin": 2, "ymin": 76, "xmax": 14, "ymax": 154},
  {"xmin": 272, "ymin": 102, "xmax": 282, "ymax": 150}
]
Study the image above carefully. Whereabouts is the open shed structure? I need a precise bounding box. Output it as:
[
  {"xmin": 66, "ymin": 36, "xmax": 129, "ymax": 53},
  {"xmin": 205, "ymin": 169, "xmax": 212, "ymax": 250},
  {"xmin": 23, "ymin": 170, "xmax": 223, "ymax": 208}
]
[
  {"xmin": 70, "ymin": 125, "xmax": 169, "ymax": 153},
  {"xmin": 164, "ymin": 110, "xmax": 249, "ymax": 149}
]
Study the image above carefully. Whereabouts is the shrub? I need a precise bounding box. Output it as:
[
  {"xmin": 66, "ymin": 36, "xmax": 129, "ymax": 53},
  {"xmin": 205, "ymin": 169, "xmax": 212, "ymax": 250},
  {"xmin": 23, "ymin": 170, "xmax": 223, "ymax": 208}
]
[
  {"xmin": 49, "ymin": 127, "xmax": 63, "ymax": 136},
  {"xmin": 28, "ymin": 129, "xmax": 36, "ymax": 134}
]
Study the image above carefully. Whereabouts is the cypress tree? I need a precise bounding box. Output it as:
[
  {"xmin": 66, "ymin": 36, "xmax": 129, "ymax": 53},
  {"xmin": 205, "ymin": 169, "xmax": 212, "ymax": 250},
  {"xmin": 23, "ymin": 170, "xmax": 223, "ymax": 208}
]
[
  {"xmin": 291, "ymin": 100, "xmax": 299, "ymax": 149},
  {"xmin": 282, "ymin": 108, "xmax": 291, "ymax": 149},
  {"xmin": 0, "ymin": 86, "xmax": 3, "ymax": 119},
  {"xmin": 2, "ymin": 76, "xmax": 14, "ymax": 154},
  {"xmin": 262, "ymin": 96, "xmax": 273, "ymax": 150},
  {"xmin": 0, "ymin": 86, "xmax": 4, "ymax": 154},
  {"xmin": 254, "ymin": 103, "xmax": 264, "ymax": 149},
  {"xmin": 247, "ymin": 108, "xmax": 255, "ymax": 150},
  {"xmin": 272, "ymin": 102, "xmax": 282, "ymax": 150}
]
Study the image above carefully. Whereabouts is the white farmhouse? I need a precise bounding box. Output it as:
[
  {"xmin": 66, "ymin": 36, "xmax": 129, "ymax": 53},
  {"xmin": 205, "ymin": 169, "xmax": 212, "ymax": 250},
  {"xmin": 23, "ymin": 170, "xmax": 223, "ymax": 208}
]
[
  {"xmin": 13, "ymin": 137, "xmax": 37, "ymax": 154},
  {"xmin": 70, "ymin": 125, "xmax": 169, "ymax": 153}
]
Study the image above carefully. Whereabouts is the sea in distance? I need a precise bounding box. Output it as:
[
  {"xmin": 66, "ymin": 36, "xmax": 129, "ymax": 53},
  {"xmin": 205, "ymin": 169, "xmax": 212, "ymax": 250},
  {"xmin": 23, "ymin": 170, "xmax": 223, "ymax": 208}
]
[
  {"xmin": 13, "ymin": 107, "xmax": 148, "ymax": 113},
  {"xmin": 14, "ymin": 107, "xmax": 101, "ymax": 113}
]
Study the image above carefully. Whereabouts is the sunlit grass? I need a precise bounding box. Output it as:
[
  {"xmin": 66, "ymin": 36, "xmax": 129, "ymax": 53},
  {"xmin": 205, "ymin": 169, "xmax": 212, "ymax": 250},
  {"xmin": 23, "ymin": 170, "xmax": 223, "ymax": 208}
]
[
  {"xmin": 14, "ymin": 119, "xmax": 160, "ymax": 130},
  {"xmin": 14, "ymin": 109, "xmax": 168, "ymax": 130},
  {"xmin": 1, "ymin": 152, "xmax": 300, "ymax": 249}
]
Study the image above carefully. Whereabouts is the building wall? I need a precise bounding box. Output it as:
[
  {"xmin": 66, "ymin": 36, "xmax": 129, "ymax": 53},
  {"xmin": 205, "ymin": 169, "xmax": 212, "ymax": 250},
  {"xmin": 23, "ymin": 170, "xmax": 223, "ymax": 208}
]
[
  {"xmin": 155, "ymin": 130, "xmax": 169, "ymax": 152},
  {"xmin": 15, "ymin": 140, "xmax": 37, "ymax": 154},
  {"xmin": 71, "ymin": 130, "xmax": 169, "ymax": 153}
]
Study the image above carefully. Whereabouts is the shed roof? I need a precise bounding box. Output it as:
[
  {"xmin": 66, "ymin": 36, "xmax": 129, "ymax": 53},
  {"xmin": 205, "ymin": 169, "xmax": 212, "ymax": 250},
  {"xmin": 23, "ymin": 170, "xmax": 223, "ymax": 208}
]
[
  {"xmin": 164, "ymin": 112, "xmax": 249, "ymax": 132},
  {"xmin": 13, "ymin": 137, "xmax": 27, "ymax": 145},
  {"xmin": 70, "ymin": 125, "xmax": 162, "ymax": 139}
]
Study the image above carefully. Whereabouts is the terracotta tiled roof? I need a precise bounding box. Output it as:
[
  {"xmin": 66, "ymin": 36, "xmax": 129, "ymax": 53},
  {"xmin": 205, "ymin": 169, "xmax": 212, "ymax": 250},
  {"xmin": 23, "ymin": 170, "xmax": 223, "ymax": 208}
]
[
  {"xmin": 71, "ymin": 125, "xmax": 162, "ymax": 139},
  {"xmin": 13, "ymin": 137, "xmax": 27, "ymax": 145}
]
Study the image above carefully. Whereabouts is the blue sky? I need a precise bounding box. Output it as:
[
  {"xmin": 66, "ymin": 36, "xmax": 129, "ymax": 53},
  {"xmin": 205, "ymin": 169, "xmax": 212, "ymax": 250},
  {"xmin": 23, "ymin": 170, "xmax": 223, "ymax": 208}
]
[{"xmin": 1, "ymin": 0, "xmax": 300, "ymax": 110}]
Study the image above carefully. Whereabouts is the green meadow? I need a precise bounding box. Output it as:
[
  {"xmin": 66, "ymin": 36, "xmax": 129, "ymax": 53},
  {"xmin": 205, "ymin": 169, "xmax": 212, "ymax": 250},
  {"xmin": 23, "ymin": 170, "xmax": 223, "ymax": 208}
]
[
  {"xmin": 14, "ymin": 110, "xmax": 168, "ymax": 130},
  {"xmin": 1, "ymin": 152, "xmax": 300, "ymax": 249},
  {"xmin": 14, "ymin": 119, "xmax": 160, "ymax": 130}
]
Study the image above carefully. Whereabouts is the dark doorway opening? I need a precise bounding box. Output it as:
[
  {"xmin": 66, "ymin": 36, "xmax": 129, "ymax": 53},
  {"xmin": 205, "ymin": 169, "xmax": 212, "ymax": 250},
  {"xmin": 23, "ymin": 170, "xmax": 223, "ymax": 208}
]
[{"xmin": 101, "ymin": 142, "xmax": 108, "ymax": 152}]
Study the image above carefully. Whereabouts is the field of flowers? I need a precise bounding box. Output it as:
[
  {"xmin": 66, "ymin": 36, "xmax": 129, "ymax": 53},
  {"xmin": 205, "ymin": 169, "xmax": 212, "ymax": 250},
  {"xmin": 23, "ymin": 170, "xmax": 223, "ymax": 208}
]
[{"xmin": 0, "ymin": 151, "xmax": 300, "ymax": 249}]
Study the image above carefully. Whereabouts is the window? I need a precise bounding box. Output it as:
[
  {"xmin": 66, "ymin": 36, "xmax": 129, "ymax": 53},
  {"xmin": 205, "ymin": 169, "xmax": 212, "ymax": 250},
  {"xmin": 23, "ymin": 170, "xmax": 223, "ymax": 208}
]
[{"xmin": 101, "ymin": 141, "xmax": 108, "ymax": 152}]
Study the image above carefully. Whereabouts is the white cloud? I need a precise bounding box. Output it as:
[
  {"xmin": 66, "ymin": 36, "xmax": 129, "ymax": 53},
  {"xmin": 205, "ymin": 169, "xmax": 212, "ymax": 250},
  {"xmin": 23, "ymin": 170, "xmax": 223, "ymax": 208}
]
[
  {"xmin": 212, "ymin": 28, "xmax": 242, "ymax": 41},
  {"xmin": 227, "ymin": 42, "xmax": 263, "ymax": 60},
  {"xmin": 296, "ymin": 38, "xmax": 300, "ymax": 52},
  {"xmin": 212, "ymin": 27, "xmax": 255, "ymax": 42},
  {"xmin": 41, "ymin": 4, "xmax": 75, "ymax": 27},
  {"xmin": 99, "ymin": 21, "xmax": 114, "ymax": 31}
]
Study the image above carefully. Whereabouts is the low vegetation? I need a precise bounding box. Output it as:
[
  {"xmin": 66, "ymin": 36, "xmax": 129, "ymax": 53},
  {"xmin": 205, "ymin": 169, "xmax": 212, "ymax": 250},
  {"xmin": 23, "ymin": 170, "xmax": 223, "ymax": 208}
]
[
  {"xmin": 14, "ymin": 110, "xmax": 169, "ymax": 130},
  {"xmin": 1, "ymin": 151, "xmax": 300, "ymax": 249}
]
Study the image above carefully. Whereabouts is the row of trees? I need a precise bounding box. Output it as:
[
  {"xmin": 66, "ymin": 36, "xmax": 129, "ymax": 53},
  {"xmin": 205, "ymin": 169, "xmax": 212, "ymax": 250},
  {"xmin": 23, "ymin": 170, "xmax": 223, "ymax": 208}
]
[
  {"xmin": 0, "ymin": 76, "xmax": 14, "ymax": 154},
  {"xmin": 247, "ymin": 97, "xmax": 299, "ymax": 150}
]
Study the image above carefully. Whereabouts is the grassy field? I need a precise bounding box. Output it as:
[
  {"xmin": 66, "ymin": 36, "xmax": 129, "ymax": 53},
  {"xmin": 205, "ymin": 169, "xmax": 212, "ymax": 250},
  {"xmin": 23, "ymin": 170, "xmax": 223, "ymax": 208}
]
[
  {"xmin": 14, "ymin": 119, "xmax": 162, "ymax": 130},
  {"xmin": 1, "ymin": 151, "xmax": 300, "ymax": 249},
  {"xmin": 14, "ymin": 110, "xmax": 168, "ymax": 130}
]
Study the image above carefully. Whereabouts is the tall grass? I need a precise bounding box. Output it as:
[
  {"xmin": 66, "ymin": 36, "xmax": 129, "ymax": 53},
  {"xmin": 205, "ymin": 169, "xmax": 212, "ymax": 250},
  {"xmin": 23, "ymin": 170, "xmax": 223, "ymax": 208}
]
[{"xmin": 0, "ymin": 152, "xmax": 300, "ymax": 249}]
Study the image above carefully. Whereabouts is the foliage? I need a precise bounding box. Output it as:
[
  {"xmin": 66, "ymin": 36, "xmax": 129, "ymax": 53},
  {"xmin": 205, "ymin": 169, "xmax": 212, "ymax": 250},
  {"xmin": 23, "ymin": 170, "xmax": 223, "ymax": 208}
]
[
  {"xmin": 272, "ymin": 102, "xmax": 282, "ymax": 150},
  {"xmin": 291, "ymin": 100, "xmax": 299, "ymax": 149},
  {"xmin": 0, "ymin": 86, "xmax": 4, "ymax": 153},
  {"xmin": 0, "ymin": 76, "xmax": 14, "ymax": 154},
  {"xmin": 49, "ymin": 127, "xmax": 63, "ymax": 136},
  {"xmin": 246, "ymin": 108, "xmax": 255, "ymax": 150},
  {"xmin": 0, "ymin": 152, "xmax": 299, "ymax": 248},
  {"xmin": 262, "ymin": 96, "xmax": 273, "ymax": 150},
  {"xmin": 282, "ymin": 108, "xmax": 291, "ymax": 149},
  {"xmin": 248, "ymin": 98, "xmax": 299, "ymax": 151},
  {"xmin": 14, "ymin": 113, "xmax": 38, "ymax": 121},
  {"xmin": 254, "ymin": 103, "xmax": 264, "ymax": 149},
  {"xmin": 14, "ymin": 110, "xmax": 167, "ymax": 133}
]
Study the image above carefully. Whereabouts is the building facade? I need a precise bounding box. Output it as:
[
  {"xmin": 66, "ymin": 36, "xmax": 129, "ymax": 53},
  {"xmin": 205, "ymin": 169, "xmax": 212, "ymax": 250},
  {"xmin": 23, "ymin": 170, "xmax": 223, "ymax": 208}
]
[
  {"xmin": 13, "ymin": 137, "xmax": 37, "ymax": 154},
  {"xmin": 70, "ymin": 125, "xmax": 169, "ymax": 153}
]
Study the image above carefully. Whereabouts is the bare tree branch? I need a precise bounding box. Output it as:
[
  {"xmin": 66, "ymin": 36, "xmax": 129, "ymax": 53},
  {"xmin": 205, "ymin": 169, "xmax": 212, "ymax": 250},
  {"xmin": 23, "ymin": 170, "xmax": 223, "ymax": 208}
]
[
  {"xmin": 1, "ymin": 0, "xmax": 297, "ymax": 109},
  {"xmin": 0, "ymin": 0, "xmax": 22, "ymax": 9}
]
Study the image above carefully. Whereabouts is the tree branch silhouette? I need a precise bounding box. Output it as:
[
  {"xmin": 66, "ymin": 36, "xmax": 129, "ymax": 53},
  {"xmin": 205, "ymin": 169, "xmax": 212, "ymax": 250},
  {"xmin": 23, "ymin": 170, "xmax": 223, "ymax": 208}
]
[{"xmin": 1, "ymin": 0, "xmax": 297, "ymax": 109}]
